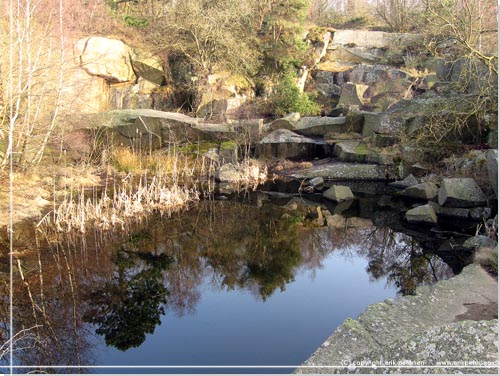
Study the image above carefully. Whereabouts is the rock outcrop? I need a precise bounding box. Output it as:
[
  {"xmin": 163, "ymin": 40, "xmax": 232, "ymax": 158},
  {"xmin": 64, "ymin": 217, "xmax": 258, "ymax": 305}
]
[
  {"xmin": 296, "ymin": 264, "xmax": 498, "ymax": 374},
  {"xmin": 68, "ymin": 36, "xmax": 167, "ymax": 114},
  {"xmin": 75, "ymin": 37, "xmax": 136, "ymax": 83}
]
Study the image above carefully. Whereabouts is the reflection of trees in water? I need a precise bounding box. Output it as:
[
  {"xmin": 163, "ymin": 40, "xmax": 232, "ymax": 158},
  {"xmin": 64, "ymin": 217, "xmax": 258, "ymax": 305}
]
[
  {"xmin": 362, "ymin": 226, "xmax": 453, "ymax": 295},
  {"xmin": 317, "ymin": 222, "xmax": 454, "ymax": 295},
  {"xmin": 84, "ymin": 250, "xmax": 170, "ymax": 351},
  {"xmin": 154, "ymin": 201, "xmax": 303, "ymax": 301},
  {"xmin": 0, "ymin": 223, "xmax": 95, "ymax": 372},
  {"xmin": 1, "ymin": 199, "xmax": 455, "ymax": 367}
]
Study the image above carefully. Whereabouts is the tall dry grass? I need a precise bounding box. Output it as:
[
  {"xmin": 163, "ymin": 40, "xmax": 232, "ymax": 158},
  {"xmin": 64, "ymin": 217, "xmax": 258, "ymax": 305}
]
[{"xmin": 37, "ymin": 175, "xmax": 199, "ymax": 233}]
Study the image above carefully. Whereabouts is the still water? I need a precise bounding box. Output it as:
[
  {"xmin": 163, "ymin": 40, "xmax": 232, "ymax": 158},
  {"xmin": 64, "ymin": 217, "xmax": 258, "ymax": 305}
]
[{"xmin": 2, "ymin": 189, "xmax": 459, "ymax": 373}]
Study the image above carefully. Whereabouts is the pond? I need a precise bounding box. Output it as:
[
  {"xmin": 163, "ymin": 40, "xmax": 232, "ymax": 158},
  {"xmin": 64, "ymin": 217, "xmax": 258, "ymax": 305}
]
[{"xmin": 2, "ymin": 182, "xmax": 476, "ymax": 374}]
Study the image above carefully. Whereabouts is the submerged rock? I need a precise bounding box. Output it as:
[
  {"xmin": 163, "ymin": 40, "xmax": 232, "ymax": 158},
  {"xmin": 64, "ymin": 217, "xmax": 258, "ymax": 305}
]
[
  {"xmin": 438, "ymin": 178, "xmax": 487, "ymax": 208},
  {"xmin": 405, "ymin": 204, "xmax": 437, "ymax": 224}
]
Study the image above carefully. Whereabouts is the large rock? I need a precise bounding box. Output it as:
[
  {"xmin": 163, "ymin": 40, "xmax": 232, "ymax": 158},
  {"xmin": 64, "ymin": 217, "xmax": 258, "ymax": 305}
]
[
  {"xmin": 400, "ymin": 182, "xmax": 439, "ymax": 200},
  {"xmin": 338, "ymin": 83, "xmax": 369, "ymax": 108},
  {"xmin": 405, "ymin": 204, "xmax": 438, "ymax": 224},
  {"xmin": 283, "ymin": 159, "xmax": 398, "ymax": 181},
  {"xmin": 438, "ymin": 178, "xmax": 487, "ymax": 208},
  {"xmin": 129, "ymin": 48, "xmax": 165, "ymax": 85},
  {"xmin": 268, "ymin": 112, "xmax": 301, "ymax": 131},
  {"xmin": 96, "ymin": 109, "xmax": 211, "ymax": 149},
  {"xmin": 214, "ymin": 160, "xmax": 265, "ymax": 184},
  {"xmin": 349, "ymin": 64, "xmax": 411, "ymax": 86},
  {"xmin": 296, "ymin": 264, "xmax": 498, "ymax": 374},
  {"xmin": 334, "ymin": 141, "xmax": 393, "ymax": 165},
  {"xmin": 75, "ymin": 37, "xmax": 135, "ymax": 83},
  {"xmin": 61, "ymin": 67, "xmax": 110, "ymax": 113},
  {"xmin": 294, "ymin": 116, "xmax": 353, "ymax": 136},
  {"xmin": 256, "ymin": 129, "xmax": 332, "ymax": 160},
  {"xmin": 323, "ymin": 185, "xmax": 355, "ymax": 202},
  {"xmin": 428, "ymin": 202, "xmax": 470, "ymax": 219}
]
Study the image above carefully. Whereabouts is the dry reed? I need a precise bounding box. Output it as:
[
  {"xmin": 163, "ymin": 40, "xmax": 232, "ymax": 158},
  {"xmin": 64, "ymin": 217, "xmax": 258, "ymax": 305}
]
[{"xmin": 37, "ymin": 176, "xmax": 199, "ymax": 233}]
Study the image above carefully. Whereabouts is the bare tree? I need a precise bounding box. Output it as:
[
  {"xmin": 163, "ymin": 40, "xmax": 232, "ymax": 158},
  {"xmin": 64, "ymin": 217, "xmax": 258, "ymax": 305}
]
[
  {"xmin": 1, "ymin": 0, "xmax": 66, "ymax": 168},
  {"xmin": 375, "ymin": 0, "xmax": 426, "ymax": 32}
]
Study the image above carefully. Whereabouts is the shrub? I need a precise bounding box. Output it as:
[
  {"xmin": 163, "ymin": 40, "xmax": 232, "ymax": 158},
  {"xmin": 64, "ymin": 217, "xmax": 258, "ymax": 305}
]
[
  {"xmin": 123, "ymin": 15, "xmax": 149, "ymax": 28},
  {"xmin": 271, "ymin": 67, "xmax": 320, "ymax": 117}
]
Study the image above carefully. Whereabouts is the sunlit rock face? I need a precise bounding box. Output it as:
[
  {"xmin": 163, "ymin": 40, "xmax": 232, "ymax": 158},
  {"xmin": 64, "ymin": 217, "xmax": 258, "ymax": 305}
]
[{"xmin": 74, "ymin": 37, "xmax": 135, "ymax": 83}]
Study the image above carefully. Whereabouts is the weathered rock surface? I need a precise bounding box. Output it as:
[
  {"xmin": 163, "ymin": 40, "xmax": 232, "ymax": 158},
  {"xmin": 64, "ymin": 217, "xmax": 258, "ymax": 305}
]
[
  {"xmin": 405, "ymin": 204, "xmax": 438, "ymax": 224},
  {"xmin": 296, "ymin": 264, "xmax": 498, "ymax": 374},
  {"xmin": 268, "ymin": 112, "xmax": 301, "ymax": 131},
  {"xmin": 400, "ymin": 182, "xmax": 439, "ymax": 200},
  {"xmin": 294, "ymin": 116, "xmax": 352, "ymax": 136},
  {"xmin": 323, "ymin": 185, "xmax": 355, "ymax": 202},
  {"xmin": 334, "ymin": 141, "xmax": 393, "ymax": 165},
  {"xmin": 75, "ymin": 37, "xmax": 135, "ymax": 83},
  {"xmin": 214, "ymin": 160, "xmax": 265, "ymax": 184},
  {"xmin": 62, "ymin": 68, "xmax": 110, "ymax": 113},
  {"xmin": 338, "ymin": 83, "xmax": 369, "ymax": 108},
  {"xmin": 438, "ymin": 178, "xmax": 487, "ymax": 208},
  {"xmin": 129, "ymin": 48, "xmax": 165, "ymax": 85},
  {"xmin": 346, "ymin": 320, "xmax": 498, "ymax": 374},
  {"xmin": 281, "ymin": 159, "xmax": 398, "ymax": 181}
]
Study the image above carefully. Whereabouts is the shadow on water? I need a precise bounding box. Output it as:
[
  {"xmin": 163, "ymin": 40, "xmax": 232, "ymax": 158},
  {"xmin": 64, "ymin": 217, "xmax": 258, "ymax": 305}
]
[{"xmin": 1, "ymin": 181, "xmax": 484, "ymax": 372}]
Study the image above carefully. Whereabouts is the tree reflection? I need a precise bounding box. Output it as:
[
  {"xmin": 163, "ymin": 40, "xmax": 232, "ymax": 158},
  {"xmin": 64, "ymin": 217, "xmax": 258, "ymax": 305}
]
[
  {"xmin": 84, "ymin": 250, "xmax": 170, "ymax": 351},
  {"xmin": 1, "ymin": 193, "xmax": 461, "ymax": 369},
  {"xmin": 294, "ymin": 216, "xmax": 454, "ymax": 296},
  {"xmin": 238, "ymin": 214, "xmax": 302, "ymax": 300}
]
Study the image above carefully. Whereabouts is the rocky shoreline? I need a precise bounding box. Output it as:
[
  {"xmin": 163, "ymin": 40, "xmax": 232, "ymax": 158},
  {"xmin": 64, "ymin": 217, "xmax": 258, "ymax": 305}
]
[{"xmin": 295, "ymin": 264, "xmax": 498, "ymax": 374}]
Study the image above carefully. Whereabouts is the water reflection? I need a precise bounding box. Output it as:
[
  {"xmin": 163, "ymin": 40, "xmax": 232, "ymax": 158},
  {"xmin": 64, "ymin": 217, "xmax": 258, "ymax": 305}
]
[
  {"xmin": 84, "ymin": 250, "xmax": 170, "ymax": 351},
  {"xmin": 0, "ymin": 192, "xmax": 460, "ymax": 371}
]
